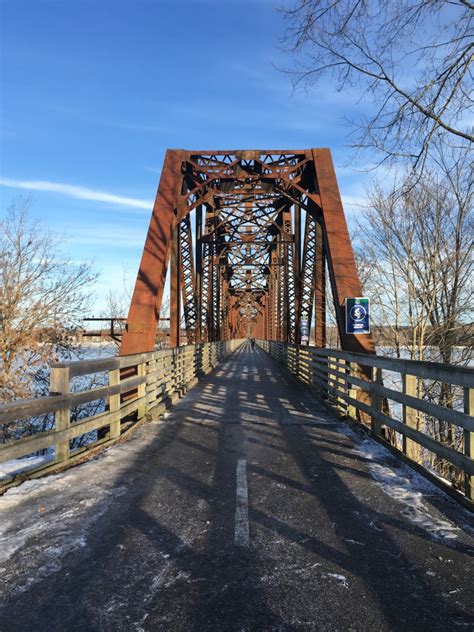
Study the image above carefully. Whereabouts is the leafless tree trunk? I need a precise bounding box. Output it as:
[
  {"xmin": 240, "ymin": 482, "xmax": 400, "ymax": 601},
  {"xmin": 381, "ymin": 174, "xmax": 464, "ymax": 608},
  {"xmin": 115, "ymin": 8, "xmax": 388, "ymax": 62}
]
[{"xmin": 1, "ymin": 198, "xmax": 98, "ymax": 444}]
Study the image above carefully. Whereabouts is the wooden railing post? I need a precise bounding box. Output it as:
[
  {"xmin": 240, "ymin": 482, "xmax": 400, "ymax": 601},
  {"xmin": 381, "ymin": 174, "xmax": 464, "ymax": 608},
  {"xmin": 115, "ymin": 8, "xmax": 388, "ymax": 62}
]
[
  {"xmin": 328, "ymin": 355, "xmax": 336, "ymax": 405},
  {"xmin": 196, "ymin": 343, "xmax": 202, "ymax": 375},
  {"xmin": 336, "ymin": 358, "xmax": 347, "ymax": 414},
  {"xmin": 109, "ymin": 368, "xmax": 121, "ymax": 439},
  {"xmin": 50, "ymin": 366, "xmax": 70, "ymax": 463},
  {"xmin": 347, "ymin": 362, "xmax": 357, "ymax": 420},
  {"xmin": 464, "ymin": 387, "xmax": 473, "ymax": 501},
  {"xmin": 137, "ymin": 362, "xmax": 147, "ymax": 418},
  {"xmin": 402, "ymin": 374, "xmax": 419, "ymax": 462},
  {"xmin": 371, "ymin": 367, "xmax": 383, "ymax": 436}
]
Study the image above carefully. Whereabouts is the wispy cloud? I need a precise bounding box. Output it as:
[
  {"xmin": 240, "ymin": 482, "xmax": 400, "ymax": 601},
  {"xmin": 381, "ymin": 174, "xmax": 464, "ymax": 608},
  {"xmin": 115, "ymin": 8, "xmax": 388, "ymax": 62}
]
[{"xmin": 0, "ymin": 177, "xmax": 153, "ymax": 210}]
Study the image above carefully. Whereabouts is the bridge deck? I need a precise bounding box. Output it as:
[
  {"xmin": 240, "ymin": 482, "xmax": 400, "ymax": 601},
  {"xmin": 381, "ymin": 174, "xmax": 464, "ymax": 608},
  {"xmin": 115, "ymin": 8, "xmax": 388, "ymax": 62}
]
[{"xmin": 1, "ymin": 343, "xmax": 473, "ymax": 631}]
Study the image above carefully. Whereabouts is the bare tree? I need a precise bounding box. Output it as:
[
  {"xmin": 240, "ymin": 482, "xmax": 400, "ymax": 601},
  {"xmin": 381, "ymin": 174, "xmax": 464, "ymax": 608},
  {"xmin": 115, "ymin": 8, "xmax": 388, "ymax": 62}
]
[
  {"xmin": 281, "ymin": 0, "xmax": 473, "ymax": 170},
  {"xmin": 356, "ymin": 151, "xmax": 472, "ymax": 484},
  {"xmin": 0, "ymin": 198, "xmax": 98, "ymax": 404}
]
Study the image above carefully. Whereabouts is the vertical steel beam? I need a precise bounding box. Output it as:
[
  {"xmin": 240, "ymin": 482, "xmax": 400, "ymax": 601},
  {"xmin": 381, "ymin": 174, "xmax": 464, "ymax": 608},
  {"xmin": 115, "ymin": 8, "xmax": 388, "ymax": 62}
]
[
  {"xmin": 121, "ymin": 149, "xmax": 183, "ymax": 355},
  {"xmin": 212, "ymin": 242, "xmax": 220, "ymax": 340},
  {"xmin": 201, "ymin": 242, "xmax": 211, "ymax": 342},
  {"xmin": 294, "ymin": 203, "xmax": 301, "ymax": 281},
  {"xmin": 179, "ymin": 215, "xmax": 198, "ymax": 343},
  {"xmin": 298, "ymin": 210, "xmax": 317, "ymax": 344},
  {"xmin": 314, "ymin": 219, "xmax": 326, "ymax": 348},
  {"xmin": 195, "ymin": 205, "xmax": 203, "ymax": 343},
  {"xmin": 170, "ymin": 223, "xmax": 181, "ymax": 348},
  {"xmin": 272, "ymin": 245, "xmax": 279, "ymax": 340},
  {"xmin": 282, "ymin": 208, "xmax": 297, "ymax": 343},
  {"xmin": 311, "ymin": 148, "xmax": 375, "ymax": 355},
  {"xmin": 221, "ymin": 275, "xmax": 229, "ymax": 340},
  {"xmin": 201, "ymin": 205, "xmax": 214, "ymax": 342},
  {"xmin": 277, "ymin": 239, "xmax": 284, "ymax": 341}
]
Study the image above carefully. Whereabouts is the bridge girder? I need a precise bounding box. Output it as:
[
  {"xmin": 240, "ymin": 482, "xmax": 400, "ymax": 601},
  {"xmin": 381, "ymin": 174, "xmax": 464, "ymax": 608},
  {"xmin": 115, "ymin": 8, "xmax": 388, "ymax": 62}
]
[{"xmin": 120, "ymin": 148, "xmax": 375, "ymax": 356}]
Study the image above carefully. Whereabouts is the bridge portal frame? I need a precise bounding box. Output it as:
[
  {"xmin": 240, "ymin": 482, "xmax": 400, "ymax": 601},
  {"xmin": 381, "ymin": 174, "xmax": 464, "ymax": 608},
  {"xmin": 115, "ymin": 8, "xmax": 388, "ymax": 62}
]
[{"xmin": 120, "ymin": 148, "xmax": 375, "ymax": 357}]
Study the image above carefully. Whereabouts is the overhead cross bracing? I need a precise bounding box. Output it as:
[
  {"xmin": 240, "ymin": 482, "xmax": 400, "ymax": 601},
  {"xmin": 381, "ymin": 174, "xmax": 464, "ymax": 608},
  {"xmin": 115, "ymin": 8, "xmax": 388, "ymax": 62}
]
[{"xmin": 120, "ymin": 148, "xmax": 375, "ymax": 357}]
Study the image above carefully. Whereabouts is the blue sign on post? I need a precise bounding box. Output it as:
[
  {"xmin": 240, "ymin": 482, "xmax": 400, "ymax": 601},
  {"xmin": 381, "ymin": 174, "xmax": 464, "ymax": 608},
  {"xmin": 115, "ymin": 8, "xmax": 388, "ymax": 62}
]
[
  {"xmin": 300, "ymin": 315, "xmax": 309, "ymax": 343},
  {"xmin": 345, "ymin": 297, "xmax": 370, "ymax": 334}
]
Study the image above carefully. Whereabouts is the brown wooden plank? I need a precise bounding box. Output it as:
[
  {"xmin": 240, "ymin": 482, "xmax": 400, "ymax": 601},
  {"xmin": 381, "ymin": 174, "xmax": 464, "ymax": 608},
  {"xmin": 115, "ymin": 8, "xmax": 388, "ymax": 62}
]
[
  {"xmin": 340, "ymin": 392, "xmax": 474, "ymax": 475},
  {"xmin": 307, "ymin": 347, "xmax": 474, "ymax": 387},
  {"xmin": 0, "ymin": 374, "xmax": 147, "ymax": 424},
  {"xmin": 0, "ymin": 396, "xmax": 146, "ymax": 462},
  {"xmin": 313, "ymin": 361, "xmax": 474, "ymax": 431}
]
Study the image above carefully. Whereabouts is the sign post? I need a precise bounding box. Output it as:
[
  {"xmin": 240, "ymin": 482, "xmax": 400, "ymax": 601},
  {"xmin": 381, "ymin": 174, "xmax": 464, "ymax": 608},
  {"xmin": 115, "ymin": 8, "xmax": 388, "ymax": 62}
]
[{"xmin": 345, "ymin": 298, "xmax": 370, "ymax": 335}]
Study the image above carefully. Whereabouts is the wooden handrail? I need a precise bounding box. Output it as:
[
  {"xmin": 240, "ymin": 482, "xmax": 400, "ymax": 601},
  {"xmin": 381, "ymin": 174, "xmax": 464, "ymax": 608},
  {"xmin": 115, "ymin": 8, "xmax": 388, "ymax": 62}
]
[
  {"xmin": 286, "ymin": 343, "xmax": 473, "ymax": 387},
  {"xmin": 0, "ymin": 339, "xmax": 245, "ymax": 485},
  {"xmin": 258, "ymin": 339, "xmax": 474, "ymax": 507},
  {"xmin": 0, "ymin": 374, "xmax": 147, "ymax": 423}
]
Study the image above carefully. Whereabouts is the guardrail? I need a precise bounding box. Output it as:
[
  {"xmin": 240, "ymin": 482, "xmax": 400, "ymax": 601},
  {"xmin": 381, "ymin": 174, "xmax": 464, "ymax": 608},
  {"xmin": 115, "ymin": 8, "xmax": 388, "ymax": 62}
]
[
  {"xmin": 0, "ymin": 339, "xmax": 244, "ymax": 486},
  {"xmin": 258, "ymin": 340, "xmax": 474, "ymax": 507}
]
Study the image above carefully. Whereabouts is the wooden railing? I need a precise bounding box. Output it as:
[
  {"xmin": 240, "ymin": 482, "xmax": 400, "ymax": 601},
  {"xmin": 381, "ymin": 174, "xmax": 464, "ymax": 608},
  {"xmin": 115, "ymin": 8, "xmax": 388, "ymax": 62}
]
[
  {"xmin": 258, "ymin": 340, "xmax": 474, "ymax": 507},
  {"xmin": 0, "ymin": 339, "xmax": 244, "ymax": 485}
]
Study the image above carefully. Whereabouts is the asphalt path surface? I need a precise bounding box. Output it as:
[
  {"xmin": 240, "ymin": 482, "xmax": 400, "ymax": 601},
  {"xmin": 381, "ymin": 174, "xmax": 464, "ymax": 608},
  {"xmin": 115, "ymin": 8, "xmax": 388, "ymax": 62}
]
[{"xmin": 1, "ymin": 342, "xmax": 473, "ymax": 631}]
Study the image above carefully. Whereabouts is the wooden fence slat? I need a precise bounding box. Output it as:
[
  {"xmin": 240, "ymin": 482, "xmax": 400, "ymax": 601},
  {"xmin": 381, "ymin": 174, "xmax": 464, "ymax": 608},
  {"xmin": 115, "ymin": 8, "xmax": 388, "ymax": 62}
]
[
  {"xmin": 0, "ymin": 396, "xmax": 146, "ymax": 462},
  {"xmin": 259, "ymin": 340, "xmax": 474, "ymax": 504},
  {"xmin": 109, "ymin": 369, "xmax": 121, "ymax": 439},
  {"xmin": 0, "ymin": 340, "xmax": 246, "ymax": 476},
  {"xmin": 50, "ymin": 366, "xmax": 70, "ymax": 463},
  {"xmin": 311, "ymin": 361, "xmax": 474, "ymax": 432},
  {"xmin": 0, "ymin": 374, "xmax": 147, "ymax": 424},
  {"xmin": 403, "ymin": 374, "xmax": 419, "ymax": 462},
  {"xmin": 465, "ymin": 388, "xmax": 474, "ymax": 501},
  {"xmin": 371, "ymin": 367, "xmax": 383, "ymax": 436},
  {"xmin": 306, "ymin": 347, "xmax": 473, "ymax": 387}
]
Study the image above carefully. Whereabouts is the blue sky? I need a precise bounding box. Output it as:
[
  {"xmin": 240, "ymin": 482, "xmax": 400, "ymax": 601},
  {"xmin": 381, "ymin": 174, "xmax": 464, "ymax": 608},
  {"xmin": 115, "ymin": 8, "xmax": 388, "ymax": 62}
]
[{"xmin": 1, "ymin": 0, "xmax": 374, "ymax": 314}]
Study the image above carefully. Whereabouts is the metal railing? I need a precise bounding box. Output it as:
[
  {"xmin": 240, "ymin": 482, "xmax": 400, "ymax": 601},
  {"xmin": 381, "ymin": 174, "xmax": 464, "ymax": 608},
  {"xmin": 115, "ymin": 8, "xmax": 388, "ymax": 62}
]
[
  {"xmin": 0, "ymin": 339, "xmax": 244, "ymax": 486},
  {"xmin": 258, "ymin": 340, "xmax": 474, "ymax": 507}
]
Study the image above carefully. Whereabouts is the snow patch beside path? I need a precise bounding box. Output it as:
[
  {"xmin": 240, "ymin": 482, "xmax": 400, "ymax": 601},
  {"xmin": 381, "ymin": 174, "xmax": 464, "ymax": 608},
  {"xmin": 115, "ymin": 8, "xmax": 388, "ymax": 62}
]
[
  {"xmin": 0, "ymin": 455, "xmax": 54, "ymax": 481},
  {"xmin": 0, "ymin": 433, "xmax": 148, "ymax": 596},
  {"xmin": 340, "ymin": 425, "xmax": 472, "ymax": 541}
]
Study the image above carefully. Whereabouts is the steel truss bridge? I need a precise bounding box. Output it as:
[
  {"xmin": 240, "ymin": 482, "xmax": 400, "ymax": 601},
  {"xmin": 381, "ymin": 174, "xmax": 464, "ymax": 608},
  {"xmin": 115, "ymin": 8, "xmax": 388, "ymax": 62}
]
[
  {"xmin": 0, "ymin": 149, "xmax": 473, "ymax": 631},
  {"xmin": 121, "ymin": 148, "xmax": 373, "ymax": 356}
]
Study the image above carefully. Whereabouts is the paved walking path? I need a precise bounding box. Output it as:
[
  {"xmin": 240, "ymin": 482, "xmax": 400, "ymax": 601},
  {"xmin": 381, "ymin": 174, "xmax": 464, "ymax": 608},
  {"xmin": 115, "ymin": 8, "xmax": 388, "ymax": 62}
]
[{"xmin": 1, "ymin": 342, "xmax": 473, "ymax": 631}]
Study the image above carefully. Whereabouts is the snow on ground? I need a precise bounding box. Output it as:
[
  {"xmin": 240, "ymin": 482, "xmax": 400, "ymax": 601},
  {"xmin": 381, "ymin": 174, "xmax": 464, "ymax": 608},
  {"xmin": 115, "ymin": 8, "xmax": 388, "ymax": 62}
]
[
  {"xmin": 339, "ymin": 423, "xmax": 473, "ymax": 541},
  {"xmin": 0, "ymin": 455, "xmax": 54, "ymax": 481},
  {"xmin": 0, "ymin": 469, "xmax": 128, "ymax": 595},
  {"xmin": 325, "ymin": 573, "xmax": 349, "ymax": 589},
  {"xmin": 0, "ymin": 423, "xmax": 163, "ymax": 595}
]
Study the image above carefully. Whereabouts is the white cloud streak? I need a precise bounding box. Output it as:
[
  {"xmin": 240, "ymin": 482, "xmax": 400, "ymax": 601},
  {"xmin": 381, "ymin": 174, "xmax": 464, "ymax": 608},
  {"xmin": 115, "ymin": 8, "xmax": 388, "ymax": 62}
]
[{"xmin": 0, "ymin": 177, "xmax": 153, "ymax": 210}]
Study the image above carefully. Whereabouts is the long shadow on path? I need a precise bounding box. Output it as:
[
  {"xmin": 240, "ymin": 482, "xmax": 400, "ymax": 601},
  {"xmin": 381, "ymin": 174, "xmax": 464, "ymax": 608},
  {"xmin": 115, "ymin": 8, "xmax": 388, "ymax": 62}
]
[{"xmin": 1, "ymin": 343, "xmax": 473, "ymax": 631}]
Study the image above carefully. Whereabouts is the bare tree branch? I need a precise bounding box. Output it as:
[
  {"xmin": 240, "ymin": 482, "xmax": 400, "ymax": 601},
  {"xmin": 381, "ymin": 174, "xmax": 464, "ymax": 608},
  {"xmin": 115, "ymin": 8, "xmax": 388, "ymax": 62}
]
[
  {"xmin": 281, "ymin": 0, "xmax": 474, "ymax": 169},
  {"xmin": 0, "ymin": 198, "xmax": 98, "ymax": 404}
]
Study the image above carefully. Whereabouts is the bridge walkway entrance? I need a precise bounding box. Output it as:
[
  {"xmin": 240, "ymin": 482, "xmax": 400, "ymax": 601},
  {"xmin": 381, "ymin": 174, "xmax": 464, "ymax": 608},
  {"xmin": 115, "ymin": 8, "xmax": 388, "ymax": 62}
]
[{"xmin": 1, "ymin": 342, "xmax": 473, "ymax": 631}]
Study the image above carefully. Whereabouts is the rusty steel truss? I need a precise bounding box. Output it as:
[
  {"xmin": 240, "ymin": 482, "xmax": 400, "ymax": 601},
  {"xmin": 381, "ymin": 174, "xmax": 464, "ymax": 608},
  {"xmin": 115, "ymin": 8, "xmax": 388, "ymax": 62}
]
[{"xmin": 120, "ymin": 148, "xmax": 375, "ymax": 356}]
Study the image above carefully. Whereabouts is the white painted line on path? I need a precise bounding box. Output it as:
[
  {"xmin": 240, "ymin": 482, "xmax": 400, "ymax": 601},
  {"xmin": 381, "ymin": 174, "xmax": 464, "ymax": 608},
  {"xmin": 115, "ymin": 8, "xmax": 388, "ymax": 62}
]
[{"xmin": 234, "ymin": 458, "xmax": 249, "ymax": 547}]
